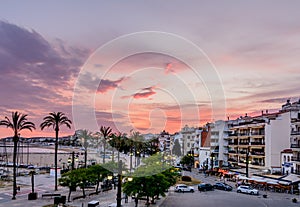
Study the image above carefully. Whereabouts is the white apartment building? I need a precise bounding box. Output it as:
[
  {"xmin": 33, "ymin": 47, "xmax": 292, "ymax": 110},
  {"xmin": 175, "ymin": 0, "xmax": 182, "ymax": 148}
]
[
  {"xmin": 228, "ymin": 110, "xmax": 290, "ymax": 174},
  {"xmin": 208, "ymin": 120, "xmax": 230, "ymax": 168}
]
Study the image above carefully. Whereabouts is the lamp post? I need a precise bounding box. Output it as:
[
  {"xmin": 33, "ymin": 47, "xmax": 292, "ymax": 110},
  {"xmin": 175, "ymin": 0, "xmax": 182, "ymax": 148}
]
[
  {"xmin": 116, "ymin": 160, "xmax": 122, "ymax": 207},
  {"xmin": 210, "ymin": 153, "xmax": 215, "ymax": 170},
  {"xmin": 246, "ymin": 146, "xmax": 250, "ymax": 177}
]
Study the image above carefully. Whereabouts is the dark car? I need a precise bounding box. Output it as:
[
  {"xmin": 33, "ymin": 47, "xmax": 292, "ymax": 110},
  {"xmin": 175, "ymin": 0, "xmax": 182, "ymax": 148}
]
[
  {"xmin": 213, "ymin": 182, "xmax": 233, "ymax": 191},
  {"xmin": 198, "ymin": 183, "xmax": 214, "ymax": 191}
]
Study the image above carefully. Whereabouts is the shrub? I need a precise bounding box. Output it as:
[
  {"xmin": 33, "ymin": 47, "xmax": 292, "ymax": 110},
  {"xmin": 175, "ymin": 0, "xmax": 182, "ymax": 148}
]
[
  {"xmin": 292, "ymin": 198, "xmax": 297, "ymax": 203},
  {"xmin": 181, "ymin": 176, "xmax": 192, "ymax": 182}
]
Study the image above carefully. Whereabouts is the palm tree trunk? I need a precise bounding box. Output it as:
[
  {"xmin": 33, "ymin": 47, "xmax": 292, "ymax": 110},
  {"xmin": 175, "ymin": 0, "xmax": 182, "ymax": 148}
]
[
  {"xmin": 84, "ymin": 149, "xmax": 87, "ymax": 168},
  {"xmin": 103, "ymin": 140, "xmax": 106, "ymax": 164},
  {"xmin": 12, "ymin": 136, "xmax": 18, "ymax": 199},
  {"xmin": 55, "ymin": 128, "xmax": 59, "ymax": 191}
]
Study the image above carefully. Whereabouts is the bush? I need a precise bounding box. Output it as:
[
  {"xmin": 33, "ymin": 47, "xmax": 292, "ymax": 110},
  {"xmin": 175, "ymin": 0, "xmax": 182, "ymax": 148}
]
[
  {"xmin": 292, "ymin": 198, "xmax": 297, "ymax": 203},
  {"xmin": 181, "ymin": 176, "xmax": 192, "ymax": 182}
]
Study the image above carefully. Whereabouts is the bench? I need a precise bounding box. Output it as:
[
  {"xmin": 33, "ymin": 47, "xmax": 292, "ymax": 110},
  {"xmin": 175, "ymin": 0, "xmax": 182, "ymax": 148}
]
[
  {"xmin": 41, "ymin": 193, "xmax": 61, "ymax": 198},
  {"xmin": 88, "ymin": 200, "xmax": 99, "ymax": 207}
]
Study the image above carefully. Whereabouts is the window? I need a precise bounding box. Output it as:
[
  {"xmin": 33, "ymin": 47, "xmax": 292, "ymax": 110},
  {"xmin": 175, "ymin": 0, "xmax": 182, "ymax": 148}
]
[{"xmin": 284, "ymin": 155, "xmax": 286, "ymax": 162}]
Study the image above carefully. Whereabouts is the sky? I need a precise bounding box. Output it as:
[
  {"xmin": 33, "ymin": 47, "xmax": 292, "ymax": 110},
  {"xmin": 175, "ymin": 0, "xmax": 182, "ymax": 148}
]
[{"xmin": 0, "ymin": 1, "xmax": 300, "ymax": 138}]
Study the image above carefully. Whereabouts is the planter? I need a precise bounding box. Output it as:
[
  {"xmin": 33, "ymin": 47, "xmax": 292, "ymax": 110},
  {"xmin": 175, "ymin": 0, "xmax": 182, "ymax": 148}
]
[
  {"xmin": 292, "ymin": 198, "xmax": 297, "ymax": 203},
  {"xmin": 28, "ymin": 192, "xmax": 38, "ymax": 200},
  {"xmin": 263, "ymin": 194, "xmax": 267, "ymax": 198}
]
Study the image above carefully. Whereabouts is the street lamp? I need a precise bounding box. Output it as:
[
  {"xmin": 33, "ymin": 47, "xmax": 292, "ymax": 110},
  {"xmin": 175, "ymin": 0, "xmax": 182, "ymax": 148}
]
[
  {"xmin": 116, "ymin": 160, "xmax": 122, "ymax": 207},
  {"xmin": 245, "ymin": 146, "xmax": 250, "ymax": 177},
  {"xmin": 210, "ymin": 153, "xmax": 215, "ymax": 170}
]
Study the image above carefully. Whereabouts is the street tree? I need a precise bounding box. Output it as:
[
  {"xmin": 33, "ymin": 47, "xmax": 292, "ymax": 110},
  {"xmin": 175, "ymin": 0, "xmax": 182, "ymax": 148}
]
[
  {"xmin": 0, "ymin": 111, "xmax": 35, "ymax": 199},
  {"xmin": 40, "ymin": 112, "xmax": 72, "ymax": 191}
]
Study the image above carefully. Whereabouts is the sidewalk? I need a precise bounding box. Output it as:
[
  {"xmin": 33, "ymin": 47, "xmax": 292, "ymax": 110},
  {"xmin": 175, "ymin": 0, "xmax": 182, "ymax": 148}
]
[{"xmin": 0, "ymin": 174, "xmax": 168, "ymax": 207}]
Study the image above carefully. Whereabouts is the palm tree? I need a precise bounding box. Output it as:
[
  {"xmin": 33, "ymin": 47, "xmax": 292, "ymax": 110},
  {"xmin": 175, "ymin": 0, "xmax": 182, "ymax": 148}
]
[
  {"xmin": 0, "ymin": 111, "xmax": 35, "ymax": 199},
  {"xmin": 100, "ymin": 126, "xmax": 112, "ymax": 164},
  {"xmin": 40, "ymin": 112, "xmax": 72, "ymax": 191},
  {"xmin": 76, "ymin": 129, "xmax": 93, "ymax": 168}
]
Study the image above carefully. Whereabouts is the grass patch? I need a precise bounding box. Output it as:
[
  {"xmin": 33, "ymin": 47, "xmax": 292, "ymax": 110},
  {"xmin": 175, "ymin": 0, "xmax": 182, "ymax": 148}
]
[{"xmin": 176, "ymin": 176, "xmax": 201, "ymax": 185}]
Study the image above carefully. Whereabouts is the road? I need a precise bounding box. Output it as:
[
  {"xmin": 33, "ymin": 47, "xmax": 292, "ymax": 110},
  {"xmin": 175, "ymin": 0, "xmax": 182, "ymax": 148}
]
[{"xmin": 161, "ymin": 170, "xmax": 299, "ymax": 207}]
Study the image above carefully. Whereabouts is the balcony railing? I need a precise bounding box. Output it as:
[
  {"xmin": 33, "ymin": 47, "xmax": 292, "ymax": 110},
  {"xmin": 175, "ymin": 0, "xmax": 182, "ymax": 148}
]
[
  {"xmin": 291, "ymin": 144, "xmax": 300, "ymax": 148},
  {"xmin": 228, "ymin": 158, "xmax": 238, "ymax": 162},
  {"xmin": 251, "ymin": 162, "xmax": 265, "ymax": 166},
  {"xmin": 251, "ymin": 152, "xmax": 265, "ymax": 156},
  {"xmin": 250, "ymin": 142, "xmax": 264, "ymax": 145},
  {"xmin": 291, "ymin": 131, "xmax": 300, "ymax": 135},
  {"xmin": 239, "ymin": 142, "xmax": 249, "ymax": 145},
  {"xmin": 228, "ymin": 142, "xmax": 238, "ymax": 145},
  {"xmin": 228, "ymin": 150, "xmax": 237, "ymax": 153},
  {"xmin": 229, "ymin": 133, "xmax": 238, "ymax": 137},
  {"xmin": 291, "ymin": 157, "xmax": 300, "ymax": 162},
  {"xmin": 250, "ymin": 132, "xmax": 265, "ymax": 136}
]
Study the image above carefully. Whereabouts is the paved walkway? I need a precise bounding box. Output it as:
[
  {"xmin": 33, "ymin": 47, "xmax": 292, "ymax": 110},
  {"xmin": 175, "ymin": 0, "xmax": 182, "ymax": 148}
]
[{"xmin": 0, "ymin": 174, "xmax": 168, "ymax": 207}]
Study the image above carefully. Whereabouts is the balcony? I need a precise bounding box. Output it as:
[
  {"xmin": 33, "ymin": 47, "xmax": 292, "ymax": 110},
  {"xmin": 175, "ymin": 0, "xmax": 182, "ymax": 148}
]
[
  {"xmin": 250, "ymin": 142, "xmax": 264, "ymax": 145},
  {"xmin": 228, "ymin": 133, "xmax": 238, "ymax": 137},
  {"xmin": 291, "ymin": 157, "xmax": 300, "ymax": 162},
  {"xmin": 291, "ymin": 131, "xmax": 300, "ymax": 135},
  {"xmin": 228, "ymin": 141, "xmax": 238, "ymax": 145},
  {"xmin": 228, "ymin": 150, "xmax": 237, "ymax": 154},
  {"xmin": 291, "ymin": 144, "xmax": 300, "ymax": 148},
  {"xmin": 251, "ymin": 162, "xmax": 265, "ymax": 166},
  {"xmin": 228, "ymin": 158, "xmax": 238, "ymax": 162},
  {"xmin": 250, "ymin": 132, "xmax": 265, "ymax": 136},
  {"xmin": 251, "ymin": 152, "xmax": 265, "ymax": 156},
  {"xmin": 239, "ymin": 142, "xmax": 249, "ymax": 145}
]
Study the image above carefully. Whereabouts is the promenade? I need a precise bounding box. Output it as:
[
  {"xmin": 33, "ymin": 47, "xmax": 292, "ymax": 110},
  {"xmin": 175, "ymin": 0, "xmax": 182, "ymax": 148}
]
[{"xmin": 0, "ymin": 173, "xmax": 167, "ymax": 207}]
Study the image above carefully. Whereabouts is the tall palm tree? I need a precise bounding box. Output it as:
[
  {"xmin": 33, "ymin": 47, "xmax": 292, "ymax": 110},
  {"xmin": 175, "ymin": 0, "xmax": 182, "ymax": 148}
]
[
  {"xmin": 76, "ymin": 129, "xmax": 93, "ymax": 168},
  {"xmin": 0, "ymin": 111, "xmax": 35, "ymax": 199},
  {"xmin": 40, "ymin": 112, "xmax": 72, "ymax": 191},
  {"xmin": 100, "ymin": 126, "xmax": 112, "ymax": 164}
]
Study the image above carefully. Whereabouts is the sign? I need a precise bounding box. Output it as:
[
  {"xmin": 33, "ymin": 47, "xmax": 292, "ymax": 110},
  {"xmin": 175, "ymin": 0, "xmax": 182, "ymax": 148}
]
[{"xmin": 50, "ymin": 168, "xmax": 61, "ymax": 177}]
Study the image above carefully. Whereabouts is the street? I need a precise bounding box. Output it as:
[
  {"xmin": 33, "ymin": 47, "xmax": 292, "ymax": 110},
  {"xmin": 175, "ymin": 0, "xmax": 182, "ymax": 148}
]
[{"xmin": 160, "ymin": 170, "xmax": 299, "ymax": 207}]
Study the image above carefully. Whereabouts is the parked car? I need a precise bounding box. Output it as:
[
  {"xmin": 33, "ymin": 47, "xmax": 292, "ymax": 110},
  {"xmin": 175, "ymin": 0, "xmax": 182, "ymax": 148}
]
[
  {"xmin": 213, "ymin": 182, "xmax": 233, "ymax": 191},
  {"xmin": 237, "ymin": 185, "xmax": 259, "ymax": 195},
  {"xmin": 174, "ymin": 184, "xmax": 194, "ymax": 193},
  {"xmin": 198, "ymin": 183, "xmax": 214, "ymax": 191}
]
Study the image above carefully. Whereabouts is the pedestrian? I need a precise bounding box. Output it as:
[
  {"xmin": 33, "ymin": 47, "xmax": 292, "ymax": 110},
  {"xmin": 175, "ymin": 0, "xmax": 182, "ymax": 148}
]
[
  {"xmin": 135, "ymin": 197, "xmax": 138, "ymax": 207},
  {"xmin": 125, "ymin": 193, "xmax": 128, "ymax": 203}
]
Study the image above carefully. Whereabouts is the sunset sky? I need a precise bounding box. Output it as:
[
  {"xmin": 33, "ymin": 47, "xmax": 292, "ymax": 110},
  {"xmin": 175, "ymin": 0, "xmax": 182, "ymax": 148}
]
[{"xmin": 0, "ymin": 1, "xmax": 300, "ymax": 138}]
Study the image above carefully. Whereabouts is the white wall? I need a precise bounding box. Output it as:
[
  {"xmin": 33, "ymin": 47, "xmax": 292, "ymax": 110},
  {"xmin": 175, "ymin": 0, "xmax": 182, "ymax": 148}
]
[{"xmin": 265, "ymin": 112, "xmax": 291, "ymax": 169}]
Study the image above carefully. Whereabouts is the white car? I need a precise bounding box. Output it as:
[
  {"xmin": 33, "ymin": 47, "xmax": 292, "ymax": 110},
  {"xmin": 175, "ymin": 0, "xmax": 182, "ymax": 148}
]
[
  {"xmin": 237, "ymin": 185, "xmax": 259, "ymax": 195},
  {"xmin": 174, "ymin": 184, "xmax": 194, "ymax": 193}
]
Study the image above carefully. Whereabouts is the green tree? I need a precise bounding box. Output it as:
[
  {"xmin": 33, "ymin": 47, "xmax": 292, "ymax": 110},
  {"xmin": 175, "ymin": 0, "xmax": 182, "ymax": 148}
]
[
  {"xmin": 100, "ymin": 126, "xmax": 112, "ymax": 164},
  {"xmin": 180, "ymin": 154, "xmax": 194, "ymax": 166},
  {"xmin": 40, "ymin": 112, "xmax": 72, "ymax": 191},
  {"xmin": 172, "ymin": 139, "xmax": 181, "ymax": 157},
  {"xmin": 0, "ymin": 111, "xmax": 35, "ymax": 200},
  {"xmin": 76, "ymin": 129, "xmax": 93, "ymax": 168}
]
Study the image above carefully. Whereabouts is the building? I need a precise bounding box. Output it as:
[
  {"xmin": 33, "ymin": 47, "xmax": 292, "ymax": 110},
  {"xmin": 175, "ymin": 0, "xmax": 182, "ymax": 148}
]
[{"xmin": 228, "ymin": 108, "xmax": 291, "ymax": 175}]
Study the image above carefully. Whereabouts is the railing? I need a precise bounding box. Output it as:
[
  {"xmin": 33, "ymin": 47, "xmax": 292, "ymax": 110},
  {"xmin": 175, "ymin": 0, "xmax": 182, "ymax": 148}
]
[
  {"xmin": 238, "ymin": 133, "xmax": 249, "ymax": 136},
  {"xmin": 229, "ymin": 133, "xmax": 238, "ymax": 137},
  {"xmin": 228, "ymin": 142, "xmax": 238, "ymax": 145},
  {"xmin": 228, "ymin": 150, "xmax": 237, "ymax": 153},
  {"xmin": 251, "ymin": 162, "xmax": 264, "ymax": 166},
  {"xmin": 251, "ymin": 152, "xmax": 265, "ymax": 156},
  {"xmin": 228, "ymin": 158, "xmax": 238, "ymax": 162},
  {"xmin": 250, "ymin": 132, "xmax": 265, "ymax": 136},
  {"xmin": 239, "ymin": 142, "xmax": 249, "ymax": 145},
  {"xmin": 251, "ymin": 142, "xmax": 264, "ymax": 145},
  {"xmin": 291, "ymin": 157, "xmax": 300, "ymax": 162},
  {"xmin": 291, "ymin": 131, "xmax": 300, "ymax": 135},
  {"xmin": 291, "ymin": 144, "xmax": 300, "ymax": 148}
]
